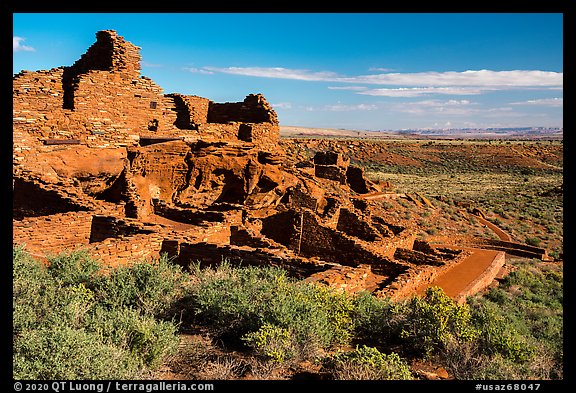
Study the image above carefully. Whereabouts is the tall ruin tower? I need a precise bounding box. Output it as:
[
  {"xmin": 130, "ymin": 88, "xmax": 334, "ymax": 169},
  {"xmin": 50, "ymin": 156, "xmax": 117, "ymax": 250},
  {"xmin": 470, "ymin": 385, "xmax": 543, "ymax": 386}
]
[
  {"xmin": 72, "ymin": 30, "xmax": 142, "ymax": 76},
  {"xmin": 13, "ymin": 29, "xmax": 280, "ymax": 154}
]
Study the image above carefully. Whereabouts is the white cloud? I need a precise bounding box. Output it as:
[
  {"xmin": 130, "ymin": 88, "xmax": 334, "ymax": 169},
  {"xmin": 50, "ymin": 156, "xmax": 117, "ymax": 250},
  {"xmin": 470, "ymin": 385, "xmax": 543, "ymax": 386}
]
[
  {"xmin": 304, "ymin": 103, "xmax": 379, "ymax": 112},
  {"xmin": 198, "ymin": 66, "xmax": 562, "ymax": 88},
  {"xmin": 509, "ymin": 97, "xmax": 563, "ymax": 107},
  {"xmin": 13, "ymin": 36, "xmax": 35, "ymax": 52},
  {"xmin": 368, "ymin": 67, "xmax": 396, "ymax": 72},
  {"xmin": 345, "ymin": 69, "xmax": 563, "ymax": 87},
  {"xmin": 200, "ymin": 66, "xmax": 339, "ymax": 81},
  {"xmin": 272, "ymin": 102, "xmax": 293, "ymax": 109},
  {"xmin": 323, "ymin": 103, "xmax": 378, "ymax": 111},
  {"xmin": 327, "ymin": 86, "xmax": 368, "ymax": 91},
  {"xmin": 357, "ymin": 87, "xmax": 490, "ymax": 97},
  {"xmin": 392, "ymin": 99, "xmax": 477, "ymax": 116},
  {"xmin": 183, "ymin": 67, "xmax": 214, "ymax": 75}
]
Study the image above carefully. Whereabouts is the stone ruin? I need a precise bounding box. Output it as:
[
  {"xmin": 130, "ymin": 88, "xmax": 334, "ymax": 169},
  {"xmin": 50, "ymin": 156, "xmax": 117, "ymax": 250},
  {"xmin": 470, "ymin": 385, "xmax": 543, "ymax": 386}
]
[{"xmin": 13, "ymin": 30, "xmax": 470, "ymax": 300}]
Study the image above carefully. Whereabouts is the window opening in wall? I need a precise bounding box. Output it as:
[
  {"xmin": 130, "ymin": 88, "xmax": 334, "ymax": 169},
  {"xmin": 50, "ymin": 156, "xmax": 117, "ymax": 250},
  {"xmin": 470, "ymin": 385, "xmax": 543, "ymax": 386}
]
[
  {"xmin": 150, "ymin": 101, "xmax": 157, "ymax": 109},
  {"xmin": 148, "ymin": 119, "xmax": 159, "ymax": 132}
]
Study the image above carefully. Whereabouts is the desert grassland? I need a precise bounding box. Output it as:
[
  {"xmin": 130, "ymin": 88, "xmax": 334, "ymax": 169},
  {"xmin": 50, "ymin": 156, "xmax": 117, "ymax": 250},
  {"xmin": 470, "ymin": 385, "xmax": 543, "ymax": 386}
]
[
  {"xmin": 366, "ymin": 171, "xmax": 561, "ymax": 199},
  {"xmin": 365, "ymin": 165, "xmax": 563, "ymax": 259}
]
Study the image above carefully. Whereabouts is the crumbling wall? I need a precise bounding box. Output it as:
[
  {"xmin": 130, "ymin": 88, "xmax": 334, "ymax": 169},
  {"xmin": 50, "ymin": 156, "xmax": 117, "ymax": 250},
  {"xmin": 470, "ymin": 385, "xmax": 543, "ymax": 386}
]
[
  {"xmin": 13, "ymin": 30, "xmax": 179, "ymax": 148},
  {"xmin": 207, "ymin": 94, "xmax": 278, "ymax": 124},
  {"xmin": 260, "ymin": 210, "xmax": 301, "ymax": 249},
  {"xmin": 167, "ymin": 94, "xmax": 210, "ymax": 130},
  {"xmin": 453, "ymin": 251, "xmax": 506, "ymax": 304},
  {"xmin": 336, "ymin": 208, "xmax": 381, "ymax": 242},
  {"xmin": 442, "ymin": 235, "xmax": 550, "ymax": 260},
  {"xmin": 346, "ymin": 166, "xmax": 370, "ymax": 194},
  {"xmin": 313, "ymin": 151, "xmax": 349, "ymax": 167},
  {"xmin": 13, "ymin": 212, "xmax": 94, "ymax": 257},
  {"xmin": 13, "ymin": 177, "xmax": 90, "ymax": 219},
  {"xmin": 89, "ymin": 215, "xmax": 157, "ymax": 243},
  {"xmin": 14, "ymin": 30, "xmax": 282, "ymax": 150},
  {"xmin": 304, "ymin": 264, "xmax": 388, "ymax": 294},
  {"xmin": 90, "ymin": 233, "xmax": 164, "ymax": 268},
  {"xmin": 68, "ymin": 30, "xmax": 141, "ymax": 77},
  {"xmin": 298, "ymin": 211, "xmax": 405, "ymax": 273},
  {"xmin": 71, "ymin": 71, "xmax": 178, "ymax": 137}
]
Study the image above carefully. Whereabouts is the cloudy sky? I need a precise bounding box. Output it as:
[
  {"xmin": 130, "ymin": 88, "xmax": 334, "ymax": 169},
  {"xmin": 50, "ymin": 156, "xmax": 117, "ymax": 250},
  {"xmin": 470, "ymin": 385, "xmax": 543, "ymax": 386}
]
[{"xmin": 13, "ymin": 13, "xmax": 563, "ymax": 130}]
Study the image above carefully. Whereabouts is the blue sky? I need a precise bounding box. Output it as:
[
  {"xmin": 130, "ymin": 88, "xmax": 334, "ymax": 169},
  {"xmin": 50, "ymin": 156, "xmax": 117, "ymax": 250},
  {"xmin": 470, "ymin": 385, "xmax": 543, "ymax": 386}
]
[{"xmin": 13, "ymin": 13, "xmax": 563, "ymax": 130}]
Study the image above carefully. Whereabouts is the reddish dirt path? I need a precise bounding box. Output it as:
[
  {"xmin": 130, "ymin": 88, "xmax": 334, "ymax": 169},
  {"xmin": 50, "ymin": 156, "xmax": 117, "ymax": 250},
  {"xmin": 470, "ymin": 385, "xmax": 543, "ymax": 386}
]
[
  {"xmin": 355, "ymin": 192, "xmax": 405, "ymax": 200},
  {"xmin": 415, "ymin": 249, "xmax": 500, "ymax": 299},
  {"xmin": 474, "ymin": 215, "xmax": 512, "ymax": 241}
]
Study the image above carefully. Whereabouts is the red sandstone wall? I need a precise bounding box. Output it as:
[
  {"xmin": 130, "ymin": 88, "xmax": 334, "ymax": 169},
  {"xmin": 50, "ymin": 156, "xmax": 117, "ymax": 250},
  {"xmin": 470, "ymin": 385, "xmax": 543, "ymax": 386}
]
[
  {"xmin": 13, "ymin": 31, "xmax": 281, "ymax": 150},
  {"xmin": 13, "ymin": 69, "xmax": 179, "ymax": 148},
  {"xmin": 90, "ymin": 233, "xmax": 164, "ymax": 268},
  {"xmin": 13, "ymin": 212, "xmax": 93, "ymax": 257},
  {"xmin": 73, "ymin": 71, "xmax": 178, "ymax": 136}
]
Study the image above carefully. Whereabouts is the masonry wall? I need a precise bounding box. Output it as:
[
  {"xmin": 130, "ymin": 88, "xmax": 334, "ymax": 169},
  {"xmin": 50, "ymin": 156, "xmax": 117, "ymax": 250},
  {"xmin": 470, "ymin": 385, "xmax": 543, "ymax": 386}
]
[
  {"xmin": 72, "ymin": 71, "xmax": 178, "ymax": 137},
  {"xmin": 450, "ymin": 237, "xmax": 548, "ymax": 259},
  {"xmin": 298, "ymin": 211, "xmax": 406, "ymax": 274},
  {"xmin": 375, "ymin": 232, "xmax": 416, "ymax": 258},
  {"xmin": 89, "ymin": 215, "xmax": 157, "ymax": 243},
  {"xmin": 13, "ymin": 177, "xmax": 91, "ymax": 219},
  {"xmin": 14, "ymin": 30, "xmax": 282, "ymax": 150},
  {"xmin": 336, "ymin": 208, "xmax": 382, "ymax": 242},
  {"xmin": 69, "ymin": 30, "xmax": 141, "ymax": 77},
  {"xmin": 90, "ymin": 233, "xmax": 164, "ymax": 268},
  {"xmin": 13, "ymin": 71, "xmax": 180, "ymax": 148},
  {"xmin": 163, "ymin": 241, "xmax": 323, "ymax": 278},
  {"xmin": 207, "ymin": 94, "xmax": 278, "ymax": 124},
  {"xmin": 167, "ymin": 94, "xmax": 210, "ymax": 129},
  {"xmin": 13, "ymin": 212, "xmax": 93, "ymax": 257}
]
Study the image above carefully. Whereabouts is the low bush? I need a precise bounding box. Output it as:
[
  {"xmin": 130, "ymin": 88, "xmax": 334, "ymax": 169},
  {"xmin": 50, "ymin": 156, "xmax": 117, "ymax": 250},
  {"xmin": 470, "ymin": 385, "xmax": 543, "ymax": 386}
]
[
  {"xmin": 400, "ymin": 287, "xmax": 480, "ymax": 357},
  {"xmin": 242, "ymin": 323, "xmax": 296, "ymax": 363},
  {"xmin": 13, "ymin": 247, "xmax": 180, "ymax": 379},
  {"xmin": 352, "ymin": 291, "xmax": 409, "ymax": 343},
  {"xmin": 466, "ymin": 260, "xmax": 563, "ymax": 379},
  {"xmin": 92, "ymin": 254, "xmax": 188, "ymax": 318},
  {"xmin": 321, "ymin": 345, "xmax": 412, "ymax": 380},
  {"xmin": 186, "ymin": 262, "xmax": 356, "ymax": 359}
]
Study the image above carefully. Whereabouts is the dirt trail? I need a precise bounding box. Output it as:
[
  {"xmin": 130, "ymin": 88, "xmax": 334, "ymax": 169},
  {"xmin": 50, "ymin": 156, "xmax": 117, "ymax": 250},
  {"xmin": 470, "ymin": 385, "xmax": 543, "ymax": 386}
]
[
  {"xmin": 415, "ymin": 249, "xmax": 501, "ymax": 300},
  {"xmin": 474, "ymin": 215, "xmax": 512, "ymax": 242},
  {"xmin": 355, "ymin": 192, "xmax": 405, "ymax": 200}
]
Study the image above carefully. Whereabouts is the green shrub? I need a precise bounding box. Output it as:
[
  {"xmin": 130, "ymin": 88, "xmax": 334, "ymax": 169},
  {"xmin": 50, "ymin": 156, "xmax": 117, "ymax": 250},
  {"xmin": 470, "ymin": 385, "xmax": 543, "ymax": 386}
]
[
  {"xmin": 13, "ymin": 325, "xmax": 139, "ymax": 380},
  {"xmin": 242, "ymin": 323, "xmax": 295, "ymax": 363},
  {"xmin": 86, "ymin": 306, "xmax": 179, "ymax": 369},
  {"xmin": 465, "ymin": 261, "xmax": 562, "ymax": 378},
  {"xmin": 399, "ymin": 287, "xmax": 479, "ymax": 356},
  {"xmin": 93, "ymin": 254, "xmax": 187, "ymax": 317},
  {"xmin": 352, "ymin": 291, "xmax": 409, "ymax": 342},
  {"xmin": 187, "ymin": 262, "xmax": 356, "ymax": 358},
  {"xmin": 472, "ymin": 303, "xmax": 534, "ymax": 362},
  {"xmin": 46, "ymin": 249, "xmax": 101, "ymax": 286},
  {"xmin": 13, "ymin": 248, "xmax": 180, "ymax": 379},
  {"xmin": 322, "ymin": 345, "xmax": 412, "ymax": 380}
]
